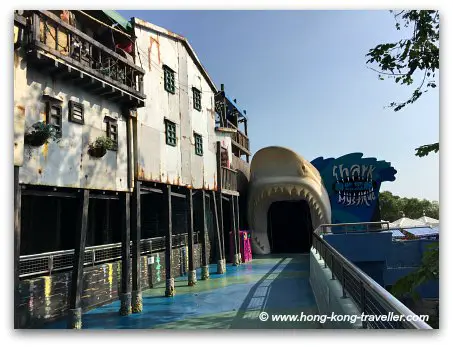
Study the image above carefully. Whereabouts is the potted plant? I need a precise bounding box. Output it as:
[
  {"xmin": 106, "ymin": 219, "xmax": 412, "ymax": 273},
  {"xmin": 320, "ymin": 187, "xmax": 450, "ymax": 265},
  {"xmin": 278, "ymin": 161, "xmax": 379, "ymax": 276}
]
[
  {"xmin": 88, "ymin": 136, "xmax": 115, "ymax": 158},
  {"xmin": 24, "ymin": 121, "xmax": 59, "ymax": 147}
]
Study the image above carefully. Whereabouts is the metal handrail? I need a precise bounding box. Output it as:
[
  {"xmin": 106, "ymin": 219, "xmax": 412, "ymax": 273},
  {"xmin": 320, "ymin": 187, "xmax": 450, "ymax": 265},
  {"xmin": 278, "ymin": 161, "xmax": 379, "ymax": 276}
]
[
  {"xmin": 315, "ymin": 221, "xmax": 391, "ymax": 235},
  {"xmin": 19, "ymin": 232, "xmax": 200, "ymax": 279},
  {"xmin": 312, "ymin": 232, "xmax": 432, "ymax": 329}
]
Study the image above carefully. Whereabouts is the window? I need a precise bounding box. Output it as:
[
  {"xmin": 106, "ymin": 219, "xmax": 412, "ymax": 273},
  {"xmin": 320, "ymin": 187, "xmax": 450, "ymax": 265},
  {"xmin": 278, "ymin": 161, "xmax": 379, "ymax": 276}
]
[
  {"xmin": 192, "ymin": 87, "xmax": 201, "ymax": 111},
  {"xmin": 165, "ymin": 120, "xmax": 177, "ymax": 147},
  {"xmin": 194, "ymin": 133, "xmax": 203, "ymax": 156},
  {"xmin": 46, "ymin": 102, "xmax": 62, "ymax": 137},
  {"xmin": 163, "ymin": 65, "xmax": 175, "ymax": 94},
  {"xmin": 221, "ymin": 147, "xmax": 228, "ymax": 167},
  {"xmin": 106, "ymin": 118, "xmax": 118, "ymax": 150},
  {"xmin": 68, "ymin": 100, "xmax": 84, "ymax": 124}
]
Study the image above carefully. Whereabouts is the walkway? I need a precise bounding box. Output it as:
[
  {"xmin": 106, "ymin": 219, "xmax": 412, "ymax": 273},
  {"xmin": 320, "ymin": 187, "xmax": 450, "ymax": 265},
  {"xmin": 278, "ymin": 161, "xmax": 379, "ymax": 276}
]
[{"xmin": 45, "ymin": 254, "xmax": 321, "ymax": 329}]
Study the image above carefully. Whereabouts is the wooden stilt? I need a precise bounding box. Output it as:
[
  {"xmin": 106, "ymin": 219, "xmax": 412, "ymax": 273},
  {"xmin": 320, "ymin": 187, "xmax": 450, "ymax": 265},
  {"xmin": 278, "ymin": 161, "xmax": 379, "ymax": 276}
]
[
  {"xmin": 164, "ymin": 185, "xmax": 175, "ymax": 296},
  {"xmin": 14, "ymin": 167, "xmax": 21, "ymax": 329},
  {"xmin": 201, "ymin": 190, "xmax": 210, "ymax": 280},
  {"xmin": 67, "ymin": 189, "xmax": 89, "ymax": 329},
  {"xmin": 131, "ymin": 181, "xmax": 142, "ymax": 313},
  {"xmin": 230, "ymin": 195, "xmax": 239, "ymax": 265},
  {"xmin": 215, "ymin": 142, "xmax": 226, "ymax": 272},
  {"xmin": 234, "ymin": 195, "xmax": 242, "ymax": 263},
  {"xmin": 212, "ymin": 190, "xmax": 225, "ymax": 274},
  {"xmin": 218, "ymin": 192, "xmax": 225, "ymax": 264},
  {"xmin": 119, "ymin": 192, "xmax": 131, "ymax": 316},
  {"xmin": 187, "ymin": 188, "xmax": 196, "ymax": 286}
]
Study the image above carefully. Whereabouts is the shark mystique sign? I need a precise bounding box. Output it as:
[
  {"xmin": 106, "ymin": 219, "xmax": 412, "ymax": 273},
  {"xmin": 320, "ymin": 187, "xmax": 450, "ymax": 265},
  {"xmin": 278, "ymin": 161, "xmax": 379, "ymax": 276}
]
[{"xmin": 311, "ymin": 153, "xmax": 397, "ymax": 224}]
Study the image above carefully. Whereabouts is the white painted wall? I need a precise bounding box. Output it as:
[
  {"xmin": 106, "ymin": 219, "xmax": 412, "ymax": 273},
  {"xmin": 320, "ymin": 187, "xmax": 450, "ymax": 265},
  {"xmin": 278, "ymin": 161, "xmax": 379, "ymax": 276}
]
[
  {"xmin": 134, "ymin": 21, "xmax": 218, "ymax": 190},
  {"xmin": 16, "ymin": 64, "xmax": 129, "ymax": 191},
  {"xmin": 14, "ymin": 49, "xmax": 26, "ymax": 167}
]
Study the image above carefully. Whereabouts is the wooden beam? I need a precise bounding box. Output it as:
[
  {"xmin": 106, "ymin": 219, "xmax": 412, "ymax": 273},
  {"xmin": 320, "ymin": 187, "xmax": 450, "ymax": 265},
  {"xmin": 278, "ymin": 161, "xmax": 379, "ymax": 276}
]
[
  {"xmin": 67, "ymin": 189, "xmax": 89, "ymax": 329},
  {"xmin": 187, "ymin": 188, "xmax": 196, "ymax": 286},
  {"xmin": 201, "ymin": 190, "xmax": 209, "ymax": 280},
  {"xmin": 89, "ymin": 193, "xmax": 119, "ymax": 200},
  {"xmin": 102, "ymin": 200, "xmax": 111, "ymax": 244},
  {"xmin": 55, "ymin": 199, "xmax": 61, "ymax": 251},
  {"xmin": 131, "ymin": 181, "xmax": 142, "ymax": 313},
  {"xmin": 140, "ymin": 186, "xmax": 187, "ymax": 199},
  {"xmin": 14, "ymin": 166, "xmax": 21, "ymax": 329},
  {"xmin": 164, "ymin": 185, "xmax": 175, "ymax": 296},
  {"xmin": 21, "ymin": 189, "xmax": 77, "ymax": 198},
  {"xmin": 119, "ymin": 192, "xmax": 131, "ymax": 316},
  {"xmin": 216, "ymin": 141, "xmax": 222, "ymax": 193}
]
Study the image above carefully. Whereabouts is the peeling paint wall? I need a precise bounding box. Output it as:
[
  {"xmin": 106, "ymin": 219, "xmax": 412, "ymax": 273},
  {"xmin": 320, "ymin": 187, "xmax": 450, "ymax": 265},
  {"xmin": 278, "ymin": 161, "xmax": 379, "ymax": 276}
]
[
  {"xmin": 14, "ymin": 50, "xmax": 26, "ymax": 167},
  {"xmin": 134, "ymin": 23, "xmax": 217, "ymax": 189},
  {"xmin": 17, "ymin": 65, "xmax": 129, "ymax": 191}
]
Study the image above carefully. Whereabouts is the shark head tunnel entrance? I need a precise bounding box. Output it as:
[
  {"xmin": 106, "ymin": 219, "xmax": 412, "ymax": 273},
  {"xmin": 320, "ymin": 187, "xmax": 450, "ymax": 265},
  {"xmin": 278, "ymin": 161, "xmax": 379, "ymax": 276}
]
[{"xmin": 267, "ymin": 200, "xmax": 313, "ymax": 253}]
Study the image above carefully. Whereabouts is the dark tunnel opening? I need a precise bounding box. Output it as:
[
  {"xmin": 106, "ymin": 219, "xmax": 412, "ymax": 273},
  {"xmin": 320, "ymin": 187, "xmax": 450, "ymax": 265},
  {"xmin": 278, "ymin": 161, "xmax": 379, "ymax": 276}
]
[{"xmin": 267, "ymin": 200, "xmax": 313, "ymax": 253}]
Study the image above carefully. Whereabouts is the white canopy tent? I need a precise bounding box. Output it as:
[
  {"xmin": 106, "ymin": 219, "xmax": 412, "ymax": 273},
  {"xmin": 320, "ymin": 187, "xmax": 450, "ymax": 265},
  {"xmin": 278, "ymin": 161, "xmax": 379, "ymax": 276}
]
[
  {"xmin": 389, "ymin": 217, "xmax": 426, "ymax": 228},
  {"xmin": 417, "ymin": 215, "xmax": 439, "ymax": 227}
]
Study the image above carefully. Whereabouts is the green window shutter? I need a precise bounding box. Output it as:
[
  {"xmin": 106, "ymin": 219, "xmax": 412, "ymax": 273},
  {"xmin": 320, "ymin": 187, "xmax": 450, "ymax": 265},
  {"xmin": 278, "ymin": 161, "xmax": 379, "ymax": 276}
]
[
  {"xmin": 164, "ymin": 65, "xmax": 175, "ymax": 94},
  {"xmin": 193, "ymin": 88, "xmax": 201, "ymax": 111},
  {"xmin": 194, "ymin": 133, "xmax": 203, "ymax": 156},
  {"xmin": 165, "ymin": 120, "xmax": 177, "ymax": 147}
]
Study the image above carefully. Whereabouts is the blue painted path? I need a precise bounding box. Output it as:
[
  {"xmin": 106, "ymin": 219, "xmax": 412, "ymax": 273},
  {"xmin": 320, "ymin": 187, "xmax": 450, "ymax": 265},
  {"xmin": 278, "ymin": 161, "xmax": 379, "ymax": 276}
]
[{"xmin": 45, "ymin": 254, "xmax": 321, "ymax": 329}]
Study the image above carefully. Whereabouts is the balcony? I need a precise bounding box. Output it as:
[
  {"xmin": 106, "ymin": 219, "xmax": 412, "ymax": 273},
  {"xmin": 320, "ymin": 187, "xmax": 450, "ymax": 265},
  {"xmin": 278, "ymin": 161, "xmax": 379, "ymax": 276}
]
[
  {"xmin": 26, "ymin": 10, "xmax": 146, "ymax": 107},
  {"xmin": 226, "ymin": 120, "xmax": 250, "ymax": 155},
  {"xmin": 221, "ymin": 166, "xmax": 238, "ymax": 192}
]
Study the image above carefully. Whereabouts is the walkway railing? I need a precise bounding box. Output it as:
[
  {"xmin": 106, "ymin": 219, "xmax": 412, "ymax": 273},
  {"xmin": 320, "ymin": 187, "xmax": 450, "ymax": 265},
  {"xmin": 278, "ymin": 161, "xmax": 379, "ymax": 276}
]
[
  {"xmin": 315, "ymin": 221, "xmax": 390, "ymax": 235},
  {"xmin": 19, "ymin": 232, "xmax": 199, "ymax": 279},
  {"xmin": 312, "ymin": 228, "xmax": 431, "ymax": 329}
]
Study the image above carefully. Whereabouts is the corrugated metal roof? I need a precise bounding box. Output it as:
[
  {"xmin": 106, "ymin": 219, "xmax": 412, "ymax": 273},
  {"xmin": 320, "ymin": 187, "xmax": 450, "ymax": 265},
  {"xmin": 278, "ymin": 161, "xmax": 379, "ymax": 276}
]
[
  {"xmin": 404, "ymin": 227, "xmax": 439, "ymax": 237},
  {"xmin": 389, "ymin": 229, "xmax": 405, "ymax": 238}
]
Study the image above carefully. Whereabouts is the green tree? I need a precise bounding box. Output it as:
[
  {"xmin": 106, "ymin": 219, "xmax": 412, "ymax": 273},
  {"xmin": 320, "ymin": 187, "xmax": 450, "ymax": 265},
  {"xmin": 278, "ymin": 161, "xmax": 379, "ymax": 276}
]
[
  {"xmin": 366, "ymin": 10, "xmax": 439, "ymax": 157},
  {"xmin": 379, "ymin": 191, "xmax": 439, "ymax": 221},
  {"xmin": 391, "ymin": 243, "xmax": 439, "ymax": 328}
]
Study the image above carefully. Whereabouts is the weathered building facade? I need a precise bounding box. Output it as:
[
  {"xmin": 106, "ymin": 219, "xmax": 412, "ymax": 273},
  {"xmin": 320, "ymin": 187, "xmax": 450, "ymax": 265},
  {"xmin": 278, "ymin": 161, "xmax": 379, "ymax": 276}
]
[{"xmin": 14, "ymin": 10, "xmax": 250, "ymax": 329}]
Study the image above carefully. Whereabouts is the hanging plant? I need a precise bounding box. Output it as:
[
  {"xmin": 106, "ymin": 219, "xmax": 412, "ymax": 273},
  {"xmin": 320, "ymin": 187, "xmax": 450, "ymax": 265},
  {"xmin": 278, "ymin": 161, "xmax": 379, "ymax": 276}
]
[
  {"xmin": 88, "ymin": 136, "xmax": 115, "ymax": 158},
  {"xmin": 24, "ymin": 121, "xmax": 59, "ymax": 147}
]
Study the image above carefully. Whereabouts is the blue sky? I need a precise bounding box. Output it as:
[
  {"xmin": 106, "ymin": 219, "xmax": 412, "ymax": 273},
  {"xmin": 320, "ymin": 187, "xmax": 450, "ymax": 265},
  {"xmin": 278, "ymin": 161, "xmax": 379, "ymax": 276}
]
[{"xmin": 118, "ymin": 10, "xmax": 439, "ymax": 201}]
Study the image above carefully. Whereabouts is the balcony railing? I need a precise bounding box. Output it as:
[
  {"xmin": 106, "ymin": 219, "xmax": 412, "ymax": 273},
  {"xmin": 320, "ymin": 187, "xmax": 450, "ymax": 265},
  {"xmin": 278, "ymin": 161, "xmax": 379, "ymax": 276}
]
[
  {"xmin": 226, "ymin": 120, "xmax": 250, "ymax": 154},
  {"xmin": 19, "ymin": 232, "xmax": 200, "ymax": 279},
  {"xmin": 221, "ymin": 166, "xmax": 238, "ymax": 192},
  {"xmin": 27, "ymin": 10, "xmax": 145, "ymax": 106}
]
